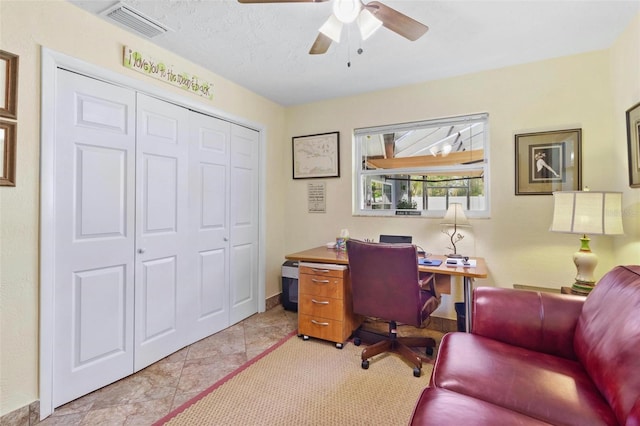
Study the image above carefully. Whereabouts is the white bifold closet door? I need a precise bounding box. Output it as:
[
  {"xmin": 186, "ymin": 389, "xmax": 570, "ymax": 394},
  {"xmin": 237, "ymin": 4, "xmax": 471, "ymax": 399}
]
[
  {"xmin": 52, "ymin": 69, "xmax": 258, "ymax": 408},
  {"xmin": 188, "ymin": 112, "xmax": 260, "ymax": 338},
  {"xmin": 134, "ymin": 93, "xmax": 191, "ymax": 370},
  {"xmin": 53, "ymin": 70, "xmax": 137, "ymax": 407}
]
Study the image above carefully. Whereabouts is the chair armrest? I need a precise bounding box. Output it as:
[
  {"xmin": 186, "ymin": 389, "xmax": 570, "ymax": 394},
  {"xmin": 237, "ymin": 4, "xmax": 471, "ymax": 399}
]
[
  {"xmin": 472, "ymin": 287, "xmax": 585, "ymax": 360},
  {"xmin": 419, "ymin": 273, "xmax": 440, "ymax": 298}
]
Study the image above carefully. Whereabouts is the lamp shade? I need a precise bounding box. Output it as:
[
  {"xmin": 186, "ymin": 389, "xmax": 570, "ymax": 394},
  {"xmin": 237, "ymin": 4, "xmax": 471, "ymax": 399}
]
[
  {"xmin": 550, "ymin": 191, "xmax": 624, "ymax": 235},
  {"xmin": 441, "ymin": 203, "xmax": 471, "ymax": 227},
  {"xmin": 319, "ymin": 14, "xmax": 343, "ymax": 43},
  {"xmin": 357, "ymin": 9, "xmax": 383, "ymax": 40}
]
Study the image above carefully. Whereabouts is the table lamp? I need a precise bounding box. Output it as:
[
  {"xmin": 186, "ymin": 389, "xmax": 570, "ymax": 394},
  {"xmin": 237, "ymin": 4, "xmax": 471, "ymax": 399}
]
[
  {"xmin": 549, "ymin": 191, "xmax": 624, "ymax": 295},
  {"xmin": 441, "ymin": 203, "xmax": 471, "ymax": 259}
]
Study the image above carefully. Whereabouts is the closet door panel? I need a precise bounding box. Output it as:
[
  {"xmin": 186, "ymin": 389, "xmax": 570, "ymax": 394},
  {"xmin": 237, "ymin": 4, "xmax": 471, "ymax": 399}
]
[
  {"xmin": 229, "ymin": 125, "xmax": 259, "ymax": 323},
  {"xmin": 76, "ymin": 145, "xmax": 127, "ymax": 237},
  {"xmin": 140, "ymin": 256, "xmax": 178, "ymax": 340},
  {"xmin": 134, "ymin": 94, "xmax": 191, "ymax": 371},
  {"xmin": 188, "ymin": 112, "xmax": 231, "ymax": 343},
  {"xmin": 198, "ymin": 249, "xmax": 226, "ymax": 316},
  {"xmin": 53, "ymin": 70, "xmax": 135, "ymax": 408},
  {"xmin": 201, "ymin": 164, "xmax": 226, "ymax": 228},
  {"xmin": 74, "ymin": 266, "xmax": 128, "ymax": 361},
  {"xmin": 141, "ymin": 154, "xmax": 178, "ymax": 233}
]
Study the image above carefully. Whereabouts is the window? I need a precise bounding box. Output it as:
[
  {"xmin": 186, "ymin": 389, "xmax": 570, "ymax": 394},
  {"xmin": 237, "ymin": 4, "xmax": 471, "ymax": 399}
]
[{"xmin": 354, "ymin": 113, "xmax": 489, "ymax": 218}]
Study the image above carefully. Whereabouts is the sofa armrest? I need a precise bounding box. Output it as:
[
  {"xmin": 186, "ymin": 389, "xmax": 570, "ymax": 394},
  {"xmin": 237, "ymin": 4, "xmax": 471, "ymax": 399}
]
[
  {"xmin": 472, "ymin": 287, "xmax": 585, "ymax": 360},
  {"xmin": 627, "ymin": 399, "xmax": 640, "ymax": 426}
]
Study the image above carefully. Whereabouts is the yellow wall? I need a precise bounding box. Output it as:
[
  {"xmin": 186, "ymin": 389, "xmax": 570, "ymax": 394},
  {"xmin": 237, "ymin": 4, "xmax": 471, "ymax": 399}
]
[
  {"xmin": 1, "ymin": 0, "xmax": 638, "ymax": 417},
  {"xmin": 610, "ymin": 13, "xmax": 640, "ymax": 260},
  {"xmin": 283, "ymin": 22, "xmax": 640, "ymax": 316},
  {"xmin": 0, "ymin": 0, "xmax": 287, "ymax": 415}
]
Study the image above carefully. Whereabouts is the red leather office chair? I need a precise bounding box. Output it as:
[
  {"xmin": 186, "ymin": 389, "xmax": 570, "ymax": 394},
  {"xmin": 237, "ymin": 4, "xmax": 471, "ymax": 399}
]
[{"xmin": 346, "ymin": 239, "xmax": 441, "ymax": 377}]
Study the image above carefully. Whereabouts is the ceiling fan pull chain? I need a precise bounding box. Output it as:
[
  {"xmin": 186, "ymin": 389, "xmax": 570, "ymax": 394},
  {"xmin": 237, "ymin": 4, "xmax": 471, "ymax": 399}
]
[{"xmin": 347, "ymin": 25, "xmax": 352, "ymax": 67}]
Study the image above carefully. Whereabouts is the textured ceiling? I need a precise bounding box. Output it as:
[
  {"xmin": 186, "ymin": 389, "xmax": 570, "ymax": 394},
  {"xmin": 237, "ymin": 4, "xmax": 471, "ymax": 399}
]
[{"xmin": 69, "ymin": 0, "xmax": 640, "ymax": 106}]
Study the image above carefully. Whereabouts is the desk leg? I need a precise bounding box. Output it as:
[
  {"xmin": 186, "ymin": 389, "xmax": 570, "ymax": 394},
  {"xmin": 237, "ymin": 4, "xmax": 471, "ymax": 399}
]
[{"xmin": 464, "ymin": 277, "xmax": 473, "ymax": 333}]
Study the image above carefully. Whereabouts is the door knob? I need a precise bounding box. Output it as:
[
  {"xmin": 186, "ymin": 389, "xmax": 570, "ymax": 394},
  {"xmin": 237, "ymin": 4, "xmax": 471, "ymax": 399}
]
[
  {"xmin": 223, "ymin": 237, "xmax": 229, "ymax": 241},
  {"xmin": 137, "ymin": 248, "xmax": 145, "ymax": 254}
]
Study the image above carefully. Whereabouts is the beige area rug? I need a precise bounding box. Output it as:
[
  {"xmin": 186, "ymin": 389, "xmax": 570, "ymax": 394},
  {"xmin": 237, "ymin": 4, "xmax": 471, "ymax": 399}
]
[{"xmin": 154, "ymin": 331, "xmax": 433, "ymax": 425}]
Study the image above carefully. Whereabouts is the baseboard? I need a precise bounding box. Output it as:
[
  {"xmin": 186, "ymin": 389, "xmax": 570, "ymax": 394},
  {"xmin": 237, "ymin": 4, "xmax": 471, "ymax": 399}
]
[
  {"xmin": 265, "ymin": 293, "xmax": 281, "ymax": 311},
  {"xmin": 426, "ymin": 316, "xmax": 459, "ymax": 333},
  {"xmin": 0, "ymin": 400, "xmax": 39, "ymax": 426}
]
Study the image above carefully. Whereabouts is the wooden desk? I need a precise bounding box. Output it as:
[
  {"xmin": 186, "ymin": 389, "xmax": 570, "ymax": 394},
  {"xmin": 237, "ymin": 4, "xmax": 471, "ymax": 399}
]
[{"xmin": 286, "ymin": 246, "xmax": 488, "ymax": 333}]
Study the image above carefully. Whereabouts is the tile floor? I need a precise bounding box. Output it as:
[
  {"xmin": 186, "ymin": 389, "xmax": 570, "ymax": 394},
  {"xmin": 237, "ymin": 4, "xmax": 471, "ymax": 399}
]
[
  {"xmin": 7, "ymin": 307, "xmax": 449, "ymax": 426},
  {"xmin": 31, "ymin": 306, "xmax": 298, "ymax": 426}
]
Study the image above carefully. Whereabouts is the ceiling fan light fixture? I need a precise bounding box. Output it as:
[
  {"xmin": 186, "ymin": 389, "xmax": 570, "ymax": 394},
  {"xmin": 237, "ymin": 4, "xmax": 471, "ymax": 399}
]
[
  {"xmin": 357, "ymin": 9, "xmax": 382, "ymax": 40},
  {"xmin": 319, "ymin": 14, "xmax": 343, "ymax": 43},
  {"xmin": 333, "ymin": 0, "xmax": 361, "ymax": 23}
]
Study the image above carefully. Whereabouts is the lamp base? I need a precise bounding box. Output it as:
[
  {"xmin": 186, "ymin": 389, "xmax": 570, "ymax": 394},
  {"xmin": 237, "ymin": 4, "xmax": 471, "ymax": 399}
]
[
  {"xmin": 447, "ymin": 253, "xmax": 464, "ymax": 258},
  {"xmin": 570, "ymin": 280, "xmax": 596, "ymax": 296},
  {"xmin": 571, "ymin": 235, "xmax": 598, "ymax": 296}
]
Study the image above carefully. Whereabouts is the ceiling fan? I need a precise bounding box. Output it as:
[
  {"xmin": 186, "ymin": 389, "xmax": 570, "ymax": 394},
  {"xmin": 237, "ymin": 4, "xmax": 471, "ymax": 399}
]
[{"xmin": 237, "ymin": 0, "xmax": 428, "ymax": 54}]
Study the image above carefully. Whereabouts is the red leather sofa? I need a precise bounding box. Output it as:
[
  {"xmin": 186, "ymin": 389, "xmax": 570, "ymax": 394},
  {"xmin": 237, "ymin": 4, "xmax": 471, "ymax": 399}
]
[{"xmin": 410, "ymin": 265, "xmax": 640, "ymax": 426}]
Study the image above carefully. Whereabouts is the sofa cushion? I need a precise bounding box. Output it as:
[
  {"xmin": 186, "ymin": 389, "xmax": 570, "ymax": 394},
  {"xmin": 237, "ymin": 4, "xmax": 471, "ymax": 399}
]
[
  {"xmin": 431, "ymin": 332, "xmax": 618, "ymax": 426},
  {"xmin": 410, "ymin": 388, "xmax": 553, "ymax": 426},
  {"xmin": 574, "ymin": 265, "xmax": 640, "ymax": 425},
  {"xmin": 473, "ymin": 287, "xmax": 583, "ymax": 360}
]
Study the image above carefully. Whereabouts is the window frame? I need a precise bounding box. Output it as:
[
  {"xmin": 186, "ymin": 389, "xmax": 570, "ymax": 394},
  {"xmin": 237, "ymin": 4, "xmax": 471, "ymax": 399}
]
[{"xmin": 353, "ymin": 113, "xmax": 490, "ymax": 218}]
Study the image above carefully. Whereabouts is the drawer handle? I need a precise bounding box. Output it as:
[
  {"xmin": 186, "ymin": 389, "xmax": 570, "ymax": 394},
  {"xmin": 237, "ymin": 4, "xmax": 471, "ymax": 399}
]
[
  {"xmin": 311, "ymin": 278, "xmax": 330, "ymax": 284},
  {"xmin": 311, "ymin": 319, "xmax": 330, "ymax": 326},
  {"xmin": 311, "ymin": 268, "xmax": 331, "ymax": 273},
  {"xmin": 311, "ymin": 299, "xmax": 329, "ymax": 305}
]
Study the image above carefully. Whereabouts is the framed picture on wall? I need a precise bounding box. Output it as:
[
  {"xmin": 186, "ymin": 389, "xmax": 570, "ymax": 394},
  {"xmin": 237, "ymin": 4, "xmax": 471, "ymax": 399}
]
[
  {"xmin": 626, "ymin": 101, "xmax": 640, "ymax": 188},
  {"xmin": 292, "ymin": 131, "xmax": 340, "ymax": 179},
  {"xmin": 0, "ymin": 119, "xmax": 17, "ymax": 186},
  {"xmin": 515, "ymin": 128, "xmax": 582, "ymax": 195},
  {"xmin": 0, "ymin": 50, "xmax": 19, "ymax": 119}
]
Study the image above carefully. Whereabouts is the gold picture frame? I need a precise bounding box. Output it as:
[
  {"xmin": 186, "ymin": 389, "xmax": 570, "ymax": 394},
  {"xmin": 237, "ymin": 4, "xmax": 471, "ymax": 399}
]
[
  {"xmin": 0, "ymin": 50, "xmax": 19, "ymax": 119},
  {"xmin": 515, "ymin": 129, "xmax": 582, "ymax": 195},
  {"xmin": 626, "ymin": 101, "xmax": 640, "ymax": 188},
  {"xmin": 0, "ymin": 120, "xmax": 17, "ymax": 186}
]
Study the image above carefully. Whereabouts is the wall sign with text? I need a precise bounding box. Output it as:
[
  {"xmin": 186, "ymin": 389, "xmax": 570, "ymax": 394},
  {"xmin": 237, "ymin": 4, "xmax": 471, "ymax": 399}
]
[{"xmin": 123, "ymin": 46, "xmax": 214, "ymax": 100}]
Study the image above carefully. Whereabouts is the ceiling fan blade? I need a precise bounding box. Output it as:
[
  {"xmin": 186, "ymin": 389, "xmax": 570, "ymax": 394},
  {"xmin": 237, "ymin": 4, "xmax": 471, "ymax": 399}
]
[
  {"xmin": 238, "ymin": 0, "xmax": 327, "ymax": 3},
  {"xmin": 365, "ymin": 1, "xmax": 428, "ymax": 41},
  {"xmin": 309, "ymin": 32, "xmax": 332, "ymax": 54}
]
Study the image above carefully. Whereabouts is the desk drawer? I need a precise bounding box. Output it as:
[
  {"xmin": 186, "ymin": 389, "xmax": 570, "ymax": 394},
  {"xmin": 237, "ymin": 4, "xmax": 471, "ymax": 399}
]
[
  {"xmin": 298, "ymin": 294, "xmax": 344, "ymax": 320},
  {"xmin": 298, "ymin": 314, "xmax": 344, "ymax": 343},
  {"xmin": 299, "ymin": 274, "xmax": 343, "ymax": 298},
  {"xmin": 299, "ymin": 265, "xmax": 345, "ymax": 279}
]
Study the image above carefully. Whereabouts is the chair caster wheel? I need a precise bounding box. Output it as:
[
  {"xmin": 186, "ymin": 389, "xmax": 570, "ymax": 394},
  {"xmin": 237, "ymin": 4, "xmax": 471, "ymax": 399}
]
[
  {"xmin": 426, "ymin": 346, "xmax": 434, "ymax": 356},
  {"xmin": 361, "ymin": 359, "xmax": 369, "ymax": 369},
  {"xmin": 353, "ymin": 337, "xmax": 361, "ymax": 346},
  {"xmin": 413, "ymin": 367, "xmax": 421, "ymax": 377},
  {"xmin": 336, "ymin": 343, "xmax": 343, "ymax": 349},
  {"xmin": 302, "ymin": 335, "xmax": 309, "ymax": 341}
]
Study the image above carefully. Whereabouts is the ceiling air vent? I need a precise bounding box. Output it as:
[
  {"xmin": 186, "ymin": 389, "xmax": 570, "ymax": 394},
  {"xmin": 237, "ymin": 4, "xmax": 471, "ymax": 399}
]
[{"xmin": 101, "ymin": 2, "xmax": 170, "ymax": 38}]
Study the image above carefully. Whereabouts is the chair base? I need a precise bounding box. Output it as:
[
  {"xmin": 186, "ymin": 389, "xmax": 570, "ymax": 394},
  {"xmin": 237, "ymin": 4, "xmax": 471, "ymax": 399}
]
[{"xmin": 357, "ymin": 321, "xmax": 436, "ymax": 376}]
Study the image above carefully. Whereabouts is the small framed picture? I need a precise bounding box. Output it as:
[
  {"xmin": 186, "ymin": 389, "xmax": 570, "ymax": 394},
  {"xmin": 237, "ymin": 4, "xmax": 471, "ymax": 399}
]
[
  {"xmin": 515, "ymin": 128, "xmax": 581, "ymax": 195},
  {"xmin": 0, "ymin": 50, "xmax": 19, "ymax": 119},
  {"xmin": 0, "ymin": 119, "xmax": 17, "ymax": 186},
  {"xmin": 292, "ymin": 131, "xmax": 340, "ymax": 179},
  {"xmin": 626, "ymin": 102, "xmax": 640, "ymax": 188}
]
